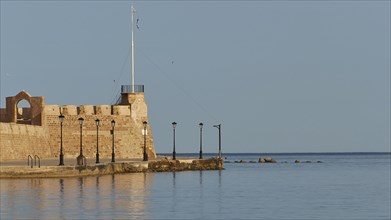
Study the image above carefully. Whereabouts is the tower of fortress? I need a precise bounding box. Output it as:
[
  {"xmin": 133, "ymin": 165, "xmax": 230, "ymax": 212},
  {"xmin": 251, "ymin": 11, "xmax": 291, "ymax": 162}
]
[{"xmin": 0, "ymin": 89, "xmax": 156, "ymax": 161}]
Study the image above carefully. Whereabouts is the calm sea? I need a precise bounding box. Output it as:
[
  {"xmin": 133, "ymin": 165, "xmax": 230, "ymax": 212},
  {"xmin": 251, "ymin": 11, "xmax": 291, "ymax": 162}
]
[{"xmin": 1, "ymin": 153, "xmax": 390, "ymax": 220}]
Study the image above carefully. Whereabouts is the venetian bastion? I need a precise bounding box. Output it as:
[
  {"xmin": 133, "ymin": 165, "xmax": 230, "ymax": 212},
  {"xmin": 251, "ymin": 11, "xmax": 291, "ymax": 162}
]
[{"xmin": 0, "ymin": 90, "xmax": 156, "ymax": 161}]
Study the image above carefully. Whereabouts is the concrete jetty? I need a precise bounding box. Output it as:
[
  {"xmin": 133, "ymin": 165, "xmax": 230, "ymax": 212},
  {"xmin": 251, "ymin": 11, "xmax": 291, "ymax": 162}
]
[{"xmin": 0, "ymin": 157, "xmax": 224, "ymax": 178}]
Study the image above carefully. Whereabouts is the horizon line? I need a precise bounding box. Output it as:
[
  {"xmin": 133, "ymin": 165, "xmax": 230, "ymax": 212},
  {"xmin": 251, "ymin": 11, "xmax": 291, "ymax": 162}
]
[{"xmin": 157, "ymin": 151, "xmax": 391, "ymax": 154}]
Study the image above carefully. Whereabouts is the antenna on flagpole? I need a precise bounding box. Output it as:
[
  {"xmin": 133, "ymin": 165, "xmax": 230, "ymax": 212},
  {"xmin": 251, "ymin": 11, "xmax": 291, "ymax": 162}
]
[{"xmin": 131, "ymin": 2, "xmax": 136, "ymax": 93}]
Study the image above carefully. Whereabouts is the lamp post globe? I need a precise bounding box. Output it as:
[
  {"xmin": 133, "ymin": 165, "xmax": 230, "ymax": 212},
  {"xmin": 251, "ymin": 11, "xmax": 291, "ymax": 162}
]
[
  {"xmin": 59, "ymin": 115, "xmax": 65, "ymax": 123},
  {"xmin": 78, "ymin": 117, "xmax": 84, "ymax": 126}
]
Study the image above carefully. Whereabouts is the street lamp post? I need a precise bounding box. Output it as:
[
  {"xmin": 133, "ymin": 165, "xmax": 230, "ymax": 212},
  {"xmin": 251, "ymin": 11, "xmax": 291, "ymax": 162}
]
[
  {"xmin": 77, "ymin": 117, "xmax": 85, "ymax": 165},
  {"xmin": 58, "ymin": 114, "xmax": 65, "ymax": 166},
  {"xmin": 172, "ymin": 122, "xmax": 177, "ymax": 160},
  {"xmin": 111, "ymin": 120, "xmax": 115, "ymax": 162},
  {"xmin": 213, "ymin": 124, "xmax": 222, "ymax": 159},
  {"xmin": 199, "ymin": 123, "xmax": 203, "ymax": 159},
  {"xmin": 143, "ymin": 121, "xmax": 148, "ymax": 161},
  {"xmin": 95, "ymin": 119, "xmax": 100, "ymax": 164}
]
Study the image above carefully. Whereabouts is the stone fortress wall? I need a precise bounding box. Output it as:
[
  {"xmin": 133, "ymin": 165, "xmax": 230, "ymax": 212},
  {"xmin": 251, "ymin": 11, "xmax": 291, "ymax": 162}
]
[
  {"xmin": 0, "ymin": 91, "xmax": 156, "ymax": 162},
  {"xmin": 0, "ymin": 122, "xmax": 52, "ymax": 161}
]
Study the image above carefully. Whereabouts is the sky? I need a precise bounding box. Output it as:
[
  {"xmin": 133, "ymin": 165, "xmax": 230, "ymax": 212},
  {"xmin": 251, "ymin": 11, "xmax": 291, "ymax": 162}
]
[{"xmin": 0, "ymin": 1, "xmax": 390, "ymax": 153}]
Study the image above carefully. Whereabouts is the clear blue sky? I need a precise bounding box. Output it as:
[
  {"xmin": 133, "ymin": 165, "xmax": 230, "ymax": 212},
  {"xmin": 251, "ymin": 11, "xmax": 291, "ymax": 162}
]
[{"xmin": 1, "ymin": 1, "xmax": 390, "ymax": 153}]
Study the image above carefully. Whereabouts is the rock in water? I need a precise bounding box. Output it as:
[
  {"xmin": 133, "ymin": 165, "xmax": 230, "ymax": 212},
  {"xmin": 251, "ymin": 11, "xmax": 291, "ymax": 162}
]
[
  {"xmin": 258, "ymin": 157, "xmax": 278, "ymax": 163},
  {"xmin": 263, "ymin": 157, "xmax": 277, "ymax": 163},
  {"xmin": 294, "ymin": 160, "xmax": 300, "ymax": 163}
]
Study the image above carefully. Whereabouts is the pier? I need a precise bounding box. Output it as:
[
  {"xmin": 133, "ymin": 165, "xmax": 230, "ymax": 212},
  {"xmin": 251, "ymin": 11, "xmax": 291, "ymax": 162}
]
[{"xmin": 0, "ymin": 157, "xmax": 224, "ymax": 178}]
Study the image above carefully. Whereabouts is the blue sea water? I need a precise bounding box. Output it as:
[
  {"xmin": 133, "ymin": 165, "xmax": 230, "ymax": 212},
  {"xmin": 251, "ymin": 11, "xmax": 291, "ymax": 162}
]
[{"xmin": 0, "ymin": 153, "xmax": 390, "ymax": 220}]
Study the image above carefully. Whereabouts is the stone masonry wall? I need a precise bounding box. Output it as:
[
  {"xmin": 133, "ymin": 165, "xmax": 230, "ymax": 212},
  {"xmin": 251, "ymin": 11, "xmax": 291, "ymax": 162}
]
[{"xmin": 0, "ymin": 123, "xmax": 52, "ymax": 161}]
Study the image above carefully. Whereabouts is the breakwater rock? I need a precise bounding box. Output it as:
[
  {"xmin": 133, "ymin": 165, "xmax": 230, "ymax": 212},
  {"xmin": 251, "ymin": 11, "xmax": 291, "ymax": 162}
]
[
  {"xmin": 148, "ymin": 158, "xmax": 223, "ymax": 172},
  {"xmin": 259, "ymin": 157, "xmax": 277, "ymax": 163}
]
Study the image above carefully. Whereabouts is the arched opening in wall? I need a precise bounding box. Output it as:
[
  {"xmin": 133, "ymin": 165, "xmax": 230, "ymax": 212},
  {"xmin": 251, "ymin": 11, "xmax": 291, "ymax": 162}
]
[{"xmin": 16, "ymin": 99, "xmax": 32, "ymax": 124}]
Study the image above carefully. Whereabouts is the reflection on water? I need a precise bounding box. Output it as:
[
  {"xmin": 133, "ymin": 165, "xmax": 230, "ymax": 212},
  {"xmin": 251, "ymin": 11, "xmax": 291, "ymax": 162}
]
[
  {"xmin": 200, "ymin": 170, "xmax": 204, "ymax": 185},
  {"xmin": 0, "ymin": 170, "xmax": 226, "ymax": 219},
  {"xmin": 0, "ymin": 173, "xmax": 154, "ymax": 219}
]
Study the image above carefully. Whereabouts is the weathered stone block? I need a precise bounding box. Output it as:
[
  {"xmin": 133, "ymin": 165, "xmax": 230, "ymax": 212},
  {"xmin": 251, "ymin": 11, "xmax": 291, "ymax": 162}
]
[
  {"xmin": 62, "ymin": 105, "xmax": 78, "ymax": 115},
  {"xmin": 78, "ymin": 105, "xmax": 94, "ymax": 115}
]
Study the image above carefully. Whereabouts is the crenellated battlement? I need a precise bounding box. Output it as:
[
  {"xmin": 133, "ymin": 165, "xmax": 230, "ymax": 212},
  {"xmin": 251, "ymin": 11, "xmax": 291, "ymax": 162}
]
[{"xmin": 44, "ymin": 105, "xmax": 131, "ymax": 116}]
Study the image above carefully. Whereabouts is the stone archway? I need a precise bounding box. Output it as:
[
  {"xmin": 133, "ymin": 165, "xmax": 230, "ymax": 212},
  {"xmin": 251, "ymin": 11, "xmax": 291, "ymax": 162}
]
[
  {"xmin": 5, "ymin": 91, "xmax": 45, "ymax": 126},
  {"xmin": 16, "ymin": 99, "xmax": 32, "ymax": 124}
]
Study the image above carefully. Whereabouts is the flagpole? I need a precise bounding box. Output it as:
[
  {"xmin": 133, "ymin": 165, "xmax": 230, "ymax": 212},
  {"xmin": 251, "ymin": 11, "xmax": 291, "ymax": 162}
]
[{"xmin": 131, "ymin": 2, "xmax": 135, "ymax": 93}]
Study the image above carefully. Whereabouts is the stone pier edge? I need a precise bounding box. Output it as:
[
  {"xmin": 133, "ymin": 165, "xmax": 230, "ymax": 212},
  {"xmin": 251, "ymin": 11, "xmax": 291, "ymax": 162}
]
[{"xmin": 0, "ymin": 158, "xmax": 224, "ymax": 178}]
